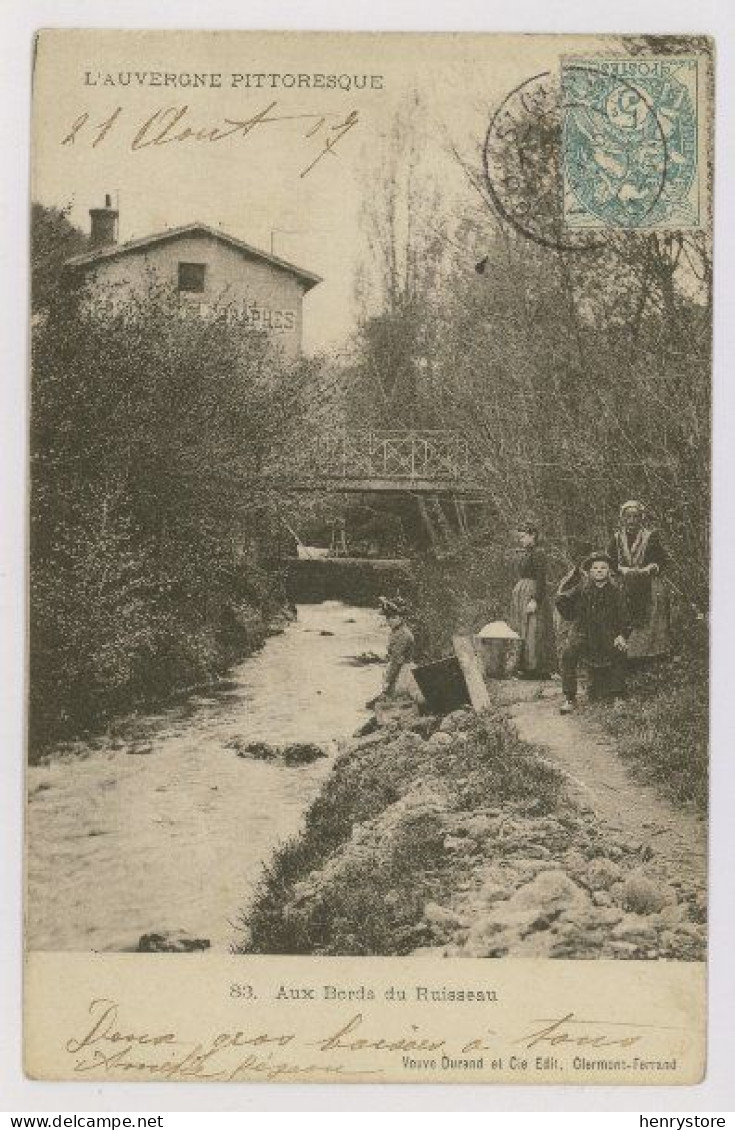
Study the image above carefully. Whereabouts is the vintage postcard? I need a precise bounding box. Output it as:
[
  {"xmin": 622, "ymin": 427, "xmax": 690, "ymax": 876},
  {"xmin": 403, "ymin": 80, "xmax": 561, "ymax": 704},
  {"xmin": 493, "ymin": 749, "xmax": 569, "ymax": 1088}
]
[{"xmin": 26, "ymin": 29, "xmax": 712, "ymax": 1084}]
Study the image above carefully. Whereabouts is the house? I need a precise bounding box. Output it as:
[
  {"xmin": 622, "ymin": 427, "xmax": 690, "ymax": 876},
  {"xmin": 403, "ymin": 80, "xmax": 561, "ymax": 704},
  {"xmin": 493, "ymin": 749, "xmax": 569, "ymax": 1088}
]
[{"xmin": 64, "ymin": 197, "xmax": 322, "ymax": 359}]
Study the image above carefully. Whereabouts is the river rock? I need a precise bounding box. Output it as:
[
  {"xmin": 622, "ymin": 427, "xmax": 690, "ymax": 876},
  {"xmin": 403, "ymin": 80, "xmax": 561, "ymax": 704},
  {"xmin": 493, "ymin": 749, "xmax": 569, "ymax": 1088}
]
[
  {"xmin": 476, "ymin": 878, "xmax": 512, "ymax": 905},
  {"xmin": 585, "ymin": 857, "xmax": 623, "ymax": 891},
  {"xmin": 609, "ymin": 941, "xmax": 639, "ymax": 957},
  {"xmin": 519, "ymin": 842, "xmax": 552, "ymax": 859},
  {"xmin": 450, "ymin": 813, "xmax": 497, "ymax": 839},
  {"xmin": 611, "ymin": 915, "xmax": 660, "ymax": 945},
  {"xmin": 509, "ymin": 870, "xmax": 589, "ymax": 915},
  {"xmin": 622, "ymin": 871, "xmax": 675, "ymax": 915},
  {"xmin": 562, "ymin": 848, "xmax": 589, "ymax": 879},
  {"xmin": 426, "ymin": 731, "xmax": 455, "ymax": 750},
  {"xmin": 231, "ymin": 739, "xmax": 275, "ymax": 759},
  {"xmin": 137, "ymin": 930, "xmax": 210, "ymax": 953},
  {"xmin": 443, "ymin": 834, "xmax": 475, "ymax": 853},
  {"xmin": 438, "ymin": 709, "xmax": 474, "ymax": 734},
  {"xmin": 343, "ymin": 728, "xmax": 396, "ymax": 755},
  {"xmin": 410, "ymin": 715, "xmax": 441, "ymax": 739},
  {"xmin": 282, "ymin": 743, "xmax": 327, "ymax": 765},
  {"xmin": 229, "ymin": 739, "xmax": 326, "ymax": 765},
  {"xmin": 656, "ymin": 900, "xmax": 689, "ymax": 926},
  {"xmin": 463, "ymin": 870, "xmax": 591, "ymax": 957}
]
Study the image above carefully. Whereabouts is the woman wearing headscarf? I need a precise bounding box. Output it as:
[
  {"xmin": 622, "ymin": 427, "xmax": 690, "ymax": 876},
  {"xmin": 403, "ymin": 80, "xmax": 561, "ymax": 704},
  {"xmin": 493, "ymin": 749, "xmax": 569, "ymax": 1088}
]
[
  {"xmin": 508, "ymin": 523, "xmax": 556, "ymax": 679},
  {"xmin": 607, "ymin": 501, "xmax": 670, "ymax": 660}
]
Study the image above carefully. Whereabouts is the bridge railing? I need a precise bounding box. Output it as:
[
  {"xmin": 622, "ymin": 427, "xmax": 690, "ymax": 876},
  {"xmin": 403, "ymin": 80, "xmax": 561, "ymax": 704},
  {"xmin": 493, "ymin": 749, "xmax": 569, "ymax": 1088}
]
[{"xmin": 300, "ymin": 430, "xmax": 473, "ymax": 483}]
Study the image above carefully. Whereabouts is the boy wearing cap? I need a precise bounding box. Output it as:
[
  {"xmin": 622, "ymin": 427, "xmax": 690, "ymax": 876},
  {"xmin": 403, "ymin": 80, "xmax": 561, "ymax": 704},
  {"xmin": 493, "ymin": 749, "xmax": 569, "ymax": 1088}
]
[{"xmin": 556, "ymin": 552, "xmax": 631, "ymax": 714}]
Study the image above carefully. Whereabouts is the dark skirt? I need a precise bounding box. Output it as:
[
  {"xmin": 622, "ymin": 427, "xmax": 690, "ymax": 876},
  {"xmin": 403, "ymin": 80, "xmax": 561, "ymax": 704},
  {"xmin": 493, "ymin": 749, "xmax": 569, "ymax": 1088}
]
[{"xmin": 625, "ymin": 576, "xmax": 671, "ymax": 659}]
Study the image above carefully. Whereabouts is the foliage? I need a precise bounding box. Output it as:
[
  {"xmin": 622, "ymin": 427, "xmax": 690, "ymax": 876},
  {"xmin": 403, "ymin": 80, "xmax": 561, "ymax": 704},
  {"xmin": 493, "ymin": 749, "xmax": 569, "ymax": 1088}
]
[
  {"xmin": 30, "ymin": 212, "xmax": 311, "ymax": 748},
  {"xmin": 31, "ymin": 202, "xmax": 89, "ymax": 313},
  {"xmin": 341, "ymin": 73, "xmax": 711, "ymax": 612}
]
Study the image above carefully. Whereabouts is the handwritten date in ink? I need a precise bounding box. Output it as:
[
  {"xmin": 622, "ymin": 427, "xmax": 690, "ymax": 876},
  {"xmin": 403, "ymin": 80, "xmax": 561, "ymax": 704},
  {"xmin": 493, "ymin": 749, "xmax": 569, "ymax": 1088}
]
[{"xmin": 60, "ymin": 103, "xmax": 359, "ymax": 179}]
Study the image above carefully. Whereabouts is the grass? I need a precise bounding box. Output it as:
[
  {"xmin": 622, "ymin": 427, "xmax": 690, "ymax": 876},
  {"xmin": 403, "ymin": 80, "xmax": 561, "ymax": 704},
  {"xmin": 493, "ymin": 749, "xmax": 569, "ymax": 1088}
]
[{"xmin": 589, "ymin": 646, "xmax": 708, "ymax": 811}]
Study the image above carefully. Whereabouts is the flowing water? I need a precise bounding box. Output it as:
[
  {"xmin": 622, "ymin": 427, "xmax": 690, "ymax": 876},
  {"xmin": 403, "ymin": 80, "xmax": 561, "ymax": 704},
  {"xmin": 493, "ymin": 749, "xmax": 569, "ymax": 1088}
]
[{"xmin": 26, "ymin": 602, "xmax": 386, "ymax": 952}]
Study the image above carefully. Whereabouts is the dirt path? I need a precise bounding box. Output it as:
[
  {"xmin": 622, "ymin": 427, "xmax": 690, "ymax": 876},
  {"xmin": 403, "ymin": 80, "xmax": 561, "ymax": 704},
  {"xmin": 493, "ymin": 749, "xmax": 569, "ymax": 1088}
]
[{"xmin": 498, "ymin": 680, "xmax": 707, "ymax": 893}]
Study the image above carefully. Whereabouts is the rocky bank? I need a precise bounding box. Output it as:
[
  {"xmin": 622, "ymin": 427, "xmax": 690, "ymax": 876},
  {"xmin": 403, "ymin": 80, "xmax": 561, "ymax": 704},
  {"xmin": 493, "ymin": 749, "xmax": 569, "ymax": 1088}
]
[{"xmin": 240, "ymin": 704, "xmax": 706, "ymax": 961}]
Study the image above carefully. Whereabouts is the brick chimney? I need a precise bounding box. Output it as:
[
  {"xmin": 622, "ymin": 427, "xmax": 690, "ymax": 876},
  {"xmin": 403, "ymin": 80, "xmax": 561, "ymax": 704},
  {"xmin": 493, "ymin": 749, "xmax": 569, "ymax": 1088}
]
[{"xmin": 89, "ymin": 194, "xmax": 118, "ymax": 248}]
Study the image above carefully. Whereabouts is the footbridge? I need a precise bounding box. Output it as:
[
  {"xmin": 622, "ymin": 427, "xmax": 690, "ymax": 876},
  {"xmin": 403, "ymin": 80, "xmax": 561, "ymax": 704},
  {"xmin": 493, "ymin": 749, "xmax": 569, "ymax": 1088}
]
[
  {"xmin": 287, "ymin": 429, "xmax": 486, "ymax": 497},
  {"xmin": 280, "ymin": 429, "xmax": 489, "ymax": 550}
]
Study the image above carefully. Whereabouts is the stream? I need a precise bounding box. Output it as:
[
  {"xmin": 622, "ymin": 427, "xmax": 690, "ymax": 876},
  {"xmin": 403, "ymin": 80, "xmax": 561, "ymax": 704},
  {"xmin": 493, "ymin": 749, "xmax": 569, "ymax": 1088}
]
[{"xmin": 26, "ymin": 602, "xmax": 386, "ymax": 953}]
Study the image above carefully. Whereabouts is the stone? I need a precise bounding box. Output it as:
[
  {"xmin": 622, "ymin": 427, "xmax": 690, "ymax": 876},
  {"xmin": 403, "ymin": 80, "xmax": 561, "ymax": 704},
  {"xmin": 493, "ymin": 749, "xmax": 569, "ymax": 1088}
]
[
  {"xmin": 507, "ymin": 858, "xmax": 557, "ymax": 874},
  {"xmin": 562, "ymin": 849, "xmax": 589, "ymax": 878},
  {"xmin": 657, "ymin": 901, "xmax": 689, "ymax": 926},
  {"xmin": 611, "ymin": 915, "xmax": 659, "ymax": 944},
  {"xmin": 477, "ymin": 879, "xmax": 512, "ymax": 905},
  {"xmin": 592, "ymin": 890, "xmax": 613, "ymax": 907},
  {"xmin": 451, "ymin": 814, "xmax": 497, "ymax": 839},
  {"xmin": 509, "ymin": 870, "xmax": 589, "ymax": 915},
  {"xmin": 622, "ymin": 872, "xmax": 675, "ymax": 915},
  {"xmin": 520, "ymin": 843, "xmax": 552, "ymax": 859},
  {"xmin": 424, "ymin": 901, "xmax": 469, "ymax": 930},
  {"xmin": 585, "ymin": 857, "xmax": 623, "ymax": 891},
  {"xmin": 410, "ymin": 715, "xmax": 441, "ymax": 738},
  {"xmin": 353, "ymin": 716, "xmax": 379, "ymax": 738},
  {"xmin": 344, "ymin": 729, "xmax": 395, "ymax": 753},
  {"xmin": 559, "ymin": 904, "xmax": 623, "ymax": 930},
  {"xmin": 444, "ymin": 835, "xmax": 475, "ymax": 853},
  {"xmin": 609, "ymin": 941, "xmax": 638, "ymax": 957},
  {"xmin": 426, "ymin": 731, "xmax": 455, "ymax": 749},
  {"xmin": 464, "ymin": 869, "xmax": 591, "ymax": 958}
]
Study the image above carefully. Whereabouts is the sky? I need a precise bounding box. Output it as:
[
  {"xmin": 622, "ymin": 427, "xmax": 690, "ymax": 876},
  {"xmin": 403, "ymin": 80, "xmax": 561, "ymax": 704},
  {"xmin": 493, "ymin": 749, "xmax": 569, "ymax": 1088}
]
[{"xmin": 32, "ymin": 30, "xmax": 611, "ymax": 353}]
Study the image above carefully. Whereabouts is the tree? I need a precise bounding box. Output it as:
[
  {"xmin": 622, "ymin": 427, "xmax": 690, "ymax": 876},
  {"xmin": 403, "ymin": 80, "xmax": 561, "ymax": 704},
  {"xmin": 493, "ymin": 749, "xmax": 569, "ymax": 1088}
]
[
  {"xmin": 30, "ymin": 272, "xmax": 311, "ymax": 747},
  {"xmin": 31, "ymin": 202, "xmax": 88, "ymax": 313}
]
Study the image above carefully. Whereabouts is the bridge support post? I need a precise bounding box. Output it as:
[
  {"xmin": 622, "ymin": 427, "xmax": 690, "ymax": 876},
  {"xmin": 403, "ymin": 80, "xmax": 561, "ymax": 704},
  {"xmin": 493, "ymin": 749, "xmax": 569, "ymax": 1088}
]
[
  {"xmin": 453, "ymin": 495, "xmax": 469, "ymax": 536},
  {"xmin": 416, "ymin": 495, "xmax": 441, "ymax": 551}
]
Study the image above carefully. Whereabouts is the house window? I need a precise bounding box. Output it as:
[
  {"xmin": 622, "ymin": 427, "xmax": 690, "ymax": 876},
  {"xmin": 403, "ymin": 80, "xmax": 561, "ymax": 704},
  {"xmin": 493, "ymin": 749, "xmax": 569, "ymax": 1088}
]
[{"xmin": 178, "ymin": 262, "xmax": 206, "ymax": 293}]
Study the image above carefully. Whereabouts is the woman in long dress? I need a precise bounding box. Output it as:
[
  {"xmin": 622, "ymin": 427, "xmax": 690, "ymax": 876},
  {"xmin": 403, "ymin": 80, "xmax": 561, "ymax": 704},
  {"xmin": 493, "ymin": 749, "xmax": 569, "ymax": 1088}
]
[
  {"xmin": 607, "ymin": 500, "xmax": 670, "ymax": 660},
  {"xmin": 509, "ymin": 524, "xmax": 556, "ymax": 678}
]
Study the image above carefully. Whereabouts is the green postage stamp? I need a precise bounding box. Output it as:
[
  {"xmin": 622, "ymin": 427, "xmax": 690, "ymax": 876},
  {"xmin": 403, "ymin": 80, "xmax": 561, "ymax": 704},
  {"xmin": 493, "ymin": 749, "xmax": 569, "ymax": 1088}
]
[{"xmin": 562, "ymin": 55, "xmax": 703, "ymax": 230}]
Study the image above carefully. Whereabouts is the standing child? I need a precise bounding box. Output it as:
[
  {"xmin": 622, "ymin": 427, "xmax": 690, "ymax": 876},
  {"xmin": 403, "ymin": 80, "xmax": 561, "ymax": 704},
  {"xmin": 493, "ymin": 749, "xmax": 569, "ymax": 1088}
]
[{"xmin": 556, "ymin": 551, "xmax": 630, "ymax": 714}]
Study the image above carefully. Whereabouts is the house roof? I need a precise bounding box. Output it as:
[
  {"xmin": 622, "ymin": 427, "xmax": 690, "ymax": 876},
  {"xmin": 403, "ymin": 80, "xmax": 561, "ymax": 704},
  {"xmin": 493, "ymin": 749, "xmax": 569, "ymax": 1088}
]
[{"xmin": 64, "ymin": 222, "xmax": 322, "ymax": 292}]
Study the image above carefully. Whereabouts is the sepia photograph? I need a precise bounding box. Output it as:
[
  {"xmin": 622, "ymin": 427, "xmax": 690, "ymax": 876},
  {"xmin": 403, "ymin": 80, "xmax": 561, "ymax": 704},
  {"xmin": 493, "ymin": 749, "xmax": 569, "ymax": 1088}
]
[{"xmin": 23, "ymin": 28, "xmax": 712, "ymax": 1084}]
